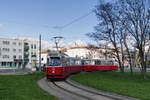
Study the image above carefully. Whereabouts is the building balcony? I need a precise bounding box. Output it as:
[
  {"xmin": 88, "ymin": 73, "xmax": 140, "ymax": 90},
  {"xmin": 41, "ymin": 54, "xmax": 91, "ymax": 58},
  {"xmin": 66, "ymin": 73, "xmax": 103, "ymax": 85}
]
[
  {"xmin": 14, "ymin": 59, "xmax": 23, "ymax": 62},
  {"xmin": 24, "ymin": 45, "xmax": 29, "ymax": 51},
  {"xmin": 31, "ymin": 54, "xmax": 36, "ymax": 57},
  {"xmin": 24, "ymin": 52, "xmax": 29, "ymax": 57},
  {"xmin": 24, "ymin": 58, "xmax": 29, "ymax": 62}
]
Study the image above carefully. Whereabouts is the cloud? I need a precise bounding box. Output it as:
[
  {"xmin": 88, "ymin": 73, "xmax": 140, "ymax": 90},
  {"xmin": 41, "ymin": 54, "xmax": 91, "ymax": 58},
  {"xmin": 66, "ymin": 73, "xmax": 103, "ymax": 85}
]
[
  {"xmin": 41, "ymin": 39, "xmax": 87, "ymax": 50},
  {"xmin": 41, "ymin": 40, "xmax": 54, "ymax": 50},
  {"xmin": 74, "ymin": 40, "xmax": 86, "ymax": 47},
  {"xmin": 0, "ymin": 24, "xmax": 3, "ymax": 28},
  {"xmin": 99, "ymin": 40, "xmax": 107, "ymax": 45}
]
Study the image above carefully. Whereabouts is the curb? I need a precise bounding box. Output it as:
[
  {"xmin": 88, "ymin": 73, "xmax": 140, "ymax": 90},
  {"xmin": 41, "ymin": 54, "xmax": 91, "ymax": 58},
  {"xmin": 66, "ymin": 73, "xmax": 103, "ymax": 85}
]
[{"xmin": 0, "ymin": 71, "xmax": 35, "ymax": 75}]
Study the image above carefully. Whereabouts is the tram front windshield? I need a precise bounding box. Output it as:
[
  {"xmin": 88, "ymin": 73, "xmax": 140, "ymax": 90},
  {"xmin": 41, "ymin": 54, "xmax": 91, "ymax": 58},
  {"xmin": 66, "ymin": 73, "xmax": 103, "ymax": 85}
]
[{"xmin": 47, "ymin": 57, "xmax": 61, "ymax": 66}]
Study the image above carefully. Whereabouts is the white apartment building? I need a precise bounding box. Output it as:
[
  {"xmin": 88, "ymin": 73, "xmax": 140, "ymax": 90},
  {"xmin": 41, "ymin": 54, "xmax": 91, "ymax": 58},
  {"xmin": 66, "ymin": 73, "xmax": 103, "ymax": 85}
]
[
  {"xmin": 19, "ymin": 37, "xmax": 39, "ymax": 70},
  {"xmin": 0, "ymin": 38, "xmax": 24, "ymax": 69},
  {"xmin": 0, "ymin": 37, "xmax": 39, "ymax": 70}
]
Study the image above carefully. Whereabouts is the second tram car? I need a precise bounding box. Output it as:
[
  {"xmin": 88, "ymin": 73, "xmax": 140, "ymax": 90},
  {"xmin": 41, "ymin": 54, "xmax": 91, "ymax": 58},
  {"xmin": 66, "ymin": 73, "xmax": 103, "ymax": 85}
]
[
  {"xmin": 82, "ymin": 59, "xmax": 118, "ymax": 72},
  {"xmin": 46, "ymin": 51, "xmax": 118, "ymax": 80}
]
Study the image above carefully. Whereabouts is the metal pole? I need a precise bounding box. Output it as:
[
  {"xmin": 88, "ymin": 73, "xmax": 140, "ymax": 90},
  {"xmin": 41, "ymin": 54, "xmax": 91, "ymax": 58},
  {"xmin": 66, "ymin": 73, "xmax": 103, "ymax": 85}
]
[{"xmin": 39, "ymin": 34, "xmax": 41, "ymax": 71}]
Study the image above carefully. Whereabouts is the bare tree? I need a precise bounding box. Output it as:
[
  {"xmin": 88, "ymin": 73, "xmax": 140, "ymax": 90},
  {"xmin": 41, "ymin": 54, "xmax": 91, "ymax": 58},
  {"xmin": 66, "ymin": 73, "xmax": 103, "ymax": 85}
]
[
  {"xmin": 120, "ymin": 0, "xmax": 150, "ymax": 79},
  {"xmin": 87, "ymin": 2, "xmax": 125, "ymax": 74},
  {"xmin": 86, "ymin": 44, "xmax": 98, "ymax": 59}
]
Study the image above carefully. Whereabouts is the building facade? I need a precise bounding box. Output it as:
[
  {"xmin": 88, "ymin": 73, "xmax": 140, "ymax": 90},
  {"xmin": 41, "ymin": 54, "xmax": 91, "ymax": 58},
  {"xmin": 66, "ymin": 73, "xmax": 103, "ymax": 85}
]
[
  {"xmin": 19, "ymin": 37, "xmax": 39, "ymax": 70},
  {"xmin": 0, "ymin": 37, "xmax": 39, "ymax": 70},
  {"xmin": 0, "ymin": 38, "xmax": 24, "ymax": 69},
  {"xmin": 62, "ymin": 46, "xmax": 115, "ymax": 60}
]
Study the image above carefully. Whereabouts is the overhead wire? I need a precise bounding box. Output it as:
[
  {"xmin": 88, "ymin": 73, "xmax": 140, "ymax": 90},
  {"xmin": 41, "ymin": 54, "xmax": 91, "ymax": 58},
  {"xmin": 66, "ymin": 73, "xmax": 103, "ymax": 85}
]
[
  {"xmin": 1, "ymin": 10, "xmax": 94, "ymax": 29},
  {"xmin": 60, "ymin": 11, "xmax": 94, "ymax": 29}
]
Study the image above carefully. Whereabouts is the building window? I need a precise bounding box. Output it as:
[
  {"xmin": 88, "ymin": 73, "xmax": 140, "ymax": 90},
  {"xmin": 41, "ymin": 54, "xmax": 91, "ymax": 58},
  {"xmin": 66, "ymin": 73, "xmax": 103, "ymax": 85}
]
[
  {"xmin": 13, "ymin": 49, "xmax": 16, "ymax": 52},
  {"xmin": 13, "ymin": 55, "xmax": 16, "ymax": 59},
  {"xmin": 13, "ymin": 42, "xmax": 16, "ymax": 45},
  {"xmin": 3, "ymin": 55, "xmax": 9, "ymax": 59},
  {"xmin": 2, "ymin": 62, "xmax": 6, "ymax": 66},
  {"xmin": 3, "ymin": 41, "xmax": 10, "ymax": 45},
  {"xmin": 19, "ymin": 49, "xmax": 22, "ymax": 52},
  {"xmin": 2, "ymin": 48, "xmax": 9, "ymax": 52},
  {"xmin": 19, "ymin": 55, "xmax": 22, "ymax": 59},
  {"xmin": 18, "ymin": 42, "xmax": 22, "ymax": 46},
  {"xmin": 31, "ymin": 44, "xmax": 33, "ymax": 49},
  {"xmin": 34, "ymin": 44, "xmax": 36, "ymax": 49}
]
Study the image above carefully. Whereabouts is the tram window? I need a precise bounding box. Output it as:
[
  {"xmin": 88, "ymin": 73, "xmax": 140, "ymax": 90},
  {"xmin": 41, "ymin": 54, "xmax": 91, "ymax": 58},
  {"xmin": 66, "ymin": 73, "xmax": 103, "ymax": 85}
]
[
  {"xmin": 81, "ymin": 60, "xmax": 84, "ymax": 65},
  {"xmin": 100, "ymin": 60, "xmax": 113, "ymax": 65},
  {"xmin": 107, "ymin": 61, "xmax": 113, "ymax": 65},
  {"xmin": 75, "ymin": 60, "xmax": 81, "ymax": 65},
  {"xmin": 95, "ymin": 60, "xmax": 101, "ymax": 65},
  {"xmin": 70, "ymin": 60, "xmax": 74, "ymax": 66},
  {"xmin": 66, "ymin": 60, "xmax": 70, "ymax": 66},
  {"xmin": 84, "ymin": 60, "xmax": 91, "ymax": 65},
  {"xmin": 73, "ymin": 60, "xmax": 76, "ymax": 65},
  {"xmin": 47, "ymin": 58, "xmax": 50, "ymax": 66},
  {"xmin": 61, "ymin": 59, "xmax": 66, "ymax": 66},
  {"xmin": 101, "ymin": 61, "xmax": 106, "ymax": 65},
  {"xmin": 48, "ymin": 57, "xmax": 61, "ymax": 66},
  {"xmin": 62, "ymin": 58, "xmax": 70, "ymax": 66},
  {"xmin": 91, "ymin": 61, "xmax": 95, "ymax": 65},
  {"xmin": 78, "ymin": 60, "xmax": 81, "ymax": 65}
]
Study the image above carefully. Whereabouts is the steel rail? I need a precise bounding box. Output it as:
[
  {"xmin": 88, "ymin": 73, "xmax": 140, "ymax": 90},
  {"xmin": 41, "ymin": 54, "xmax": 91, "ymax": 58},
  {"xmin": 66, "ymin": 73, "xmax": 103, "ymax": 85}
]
[
  {"xmin": 65, "ymin": 80, "xmax": 119, "ymax": 100},
  {"xmin": 51, "ymin": 81, "xmax": 115, "ymax": 100},
  {"xmin": 52, "ymin": 81, "xmax": 91, "ymax": 100}
]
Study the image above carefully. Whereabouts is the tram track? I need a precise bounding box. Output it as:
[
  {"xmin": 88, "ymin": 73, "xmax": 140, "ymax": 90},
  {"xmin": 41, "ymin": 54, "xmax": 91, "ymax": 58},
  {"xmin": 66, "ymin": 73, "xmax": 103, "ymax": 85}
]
[
  {"xmin": 52, "ymin": 81, "xmax": 92, "ymax": 100},
  {"xmin": 65, "ymin": 80, "xmax": 119, "ymax": 100},
  {"xmin": 51, "ymin": 80, "xmax": 115, "ymax": 100},
  {"xmin": 38, "ymin": 77, "xmax": 139, "ymax": 100}
]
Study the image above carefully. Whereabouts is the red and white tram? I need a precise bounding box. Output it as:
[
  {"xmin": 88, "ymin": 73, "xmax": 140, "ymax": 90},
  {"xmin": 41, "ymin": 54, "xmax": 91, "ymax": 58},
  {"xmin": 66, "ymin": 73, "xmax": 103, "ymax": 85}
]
[
  {"xmin": 46, "ymin": 52, "xmax": 118, "ymax": 80},
  {"xmin": 46, "ymin": 52, "xmax": 83, "ymax": 79}
]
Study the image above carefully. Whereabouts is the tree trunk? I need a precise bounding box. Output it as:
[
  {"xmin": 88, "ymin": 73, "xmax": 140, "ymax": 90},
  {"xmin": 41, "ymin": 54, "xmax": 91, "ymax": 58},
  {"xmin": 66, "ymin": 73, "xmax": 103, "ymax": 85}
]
[
  {"xmin": 130, "ymin": 63, "xmax": 133, "ymax": 76},
  {"xmin": 120, "ymin": 66, "xmax": 124, "ymax": 75},
  {"xmin": 141, "ymin": 67, "xmax": 147, "ymax": 80},
  {"xmin": 139, "ymin": 49, "xmax": 147, "ymax": 79}
]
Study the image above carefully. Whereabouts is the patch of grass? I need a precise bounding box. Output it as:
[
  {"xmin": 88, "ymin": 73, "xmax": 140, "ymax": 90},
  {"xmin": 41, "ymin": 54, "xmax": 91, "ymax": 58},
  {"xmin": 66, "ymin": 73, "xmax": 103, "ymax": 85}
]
[
  {"xmin": 0, "ymin": 72, "xmax": 59, "ymax": 100},
  {"xmin": 71, "ymin": 72, "xmax": 150, "ymax": 100}
]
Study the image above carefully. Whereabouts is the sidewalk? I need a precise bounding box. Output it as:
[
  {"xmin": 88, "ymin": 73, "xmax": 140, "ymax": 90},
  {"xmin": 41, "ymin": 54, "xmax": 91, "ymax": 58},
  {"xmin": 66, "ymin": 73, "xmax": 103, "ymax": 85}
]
[{"xmin": 0, "ymin": 69, "xmax": 33, "ymax": 75}]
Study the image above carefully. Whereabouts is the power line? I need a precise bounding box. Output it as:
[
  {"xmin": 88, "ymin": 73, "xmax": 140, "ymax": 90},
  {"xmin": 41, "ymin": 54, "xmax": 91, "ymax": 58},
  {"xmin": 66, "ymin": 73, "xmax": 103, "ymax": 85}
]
[
  {"xmin": 1, "ymin": 11, "xmax": 94, "ymax": 30},
  {"xmin": 53, "ymin": 11, "xmax": 94, "ymax": 30}
]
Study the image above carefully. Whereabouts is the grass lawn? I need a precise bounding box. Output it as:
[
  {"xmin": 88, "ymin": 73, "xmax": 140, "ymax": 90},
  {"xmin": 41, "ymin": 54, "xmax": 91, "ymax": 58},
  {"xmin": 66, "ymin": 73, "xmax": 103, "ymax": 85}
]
[
  {"xmin": 71, "ymin": 71, "xmax": 150, "ymax": 100},
  {"xmin": 0, "ymin": 72, "xmax": 59, "ymax": 100}
]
